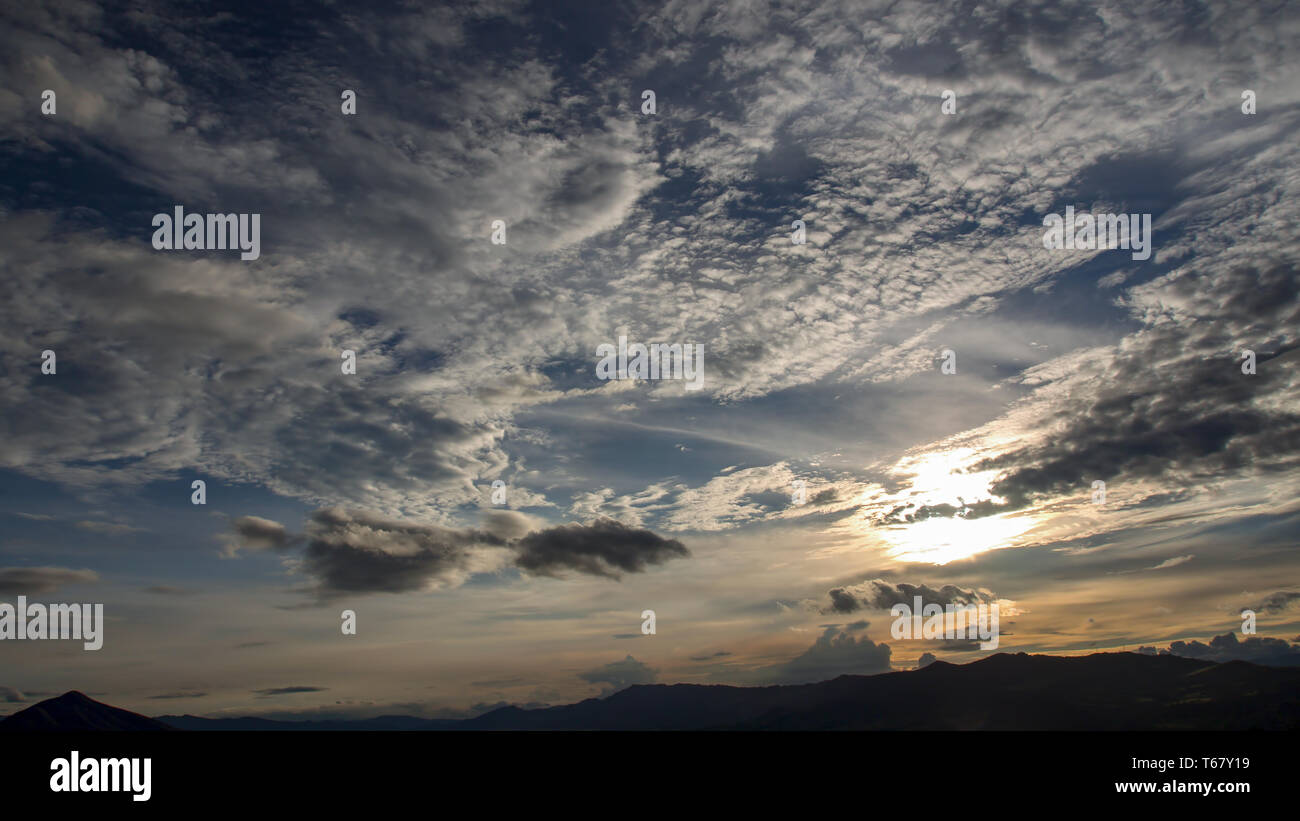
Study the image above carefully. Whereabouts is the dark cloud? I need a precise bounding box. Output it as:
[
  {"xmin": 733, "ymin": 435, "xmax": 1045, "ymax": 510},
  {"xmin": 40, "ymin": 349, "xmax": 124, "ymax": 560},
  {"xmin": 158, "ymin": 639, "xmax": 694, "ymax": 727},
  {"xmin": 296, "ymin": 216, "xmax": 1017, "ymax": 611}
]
[
  {"xmin": 826, "ymin": 588, "xmax": 861, "ymax": 614},
  {"xmin": 513, "ymin": 518, "xmax": 689, "ymax": 580},
  {"xmin": 228, "ymin": 510, "xmax": 688, "ymax": 596},
  {"xmin": 578, "ymin": 655, "xmax": 658, "ymax": 696},
  {"xmin": 223, "ymin": 515, "xmax": 295, "ymax": 556},
  {"xmin": 0, "ymin": 566, "xmax": 99, "ymax": 595},
  {"xmin": 1251, "ymin": 592, "xmax": 1300, "ymax": 615},
  {"xmin": 874, "ymin": 501, "xmax": 970, "ymax": 526},
  {"xmin": 916, "ymin": 652, "xmax": 938, "ymax": 669},
  {"xmin": 1153, "ymin": 633, "xmax": 1300, "ymax": 667},
  {"xmin": 970, "ymin": 268, "xmax": 1300, "ymax": 517},
  {"xmin": 862, "ymin": 260, "xmax": 1300, "ymax": 531},
  {"xmin": 817, "ymin": 579, "xmax": 996, "ymax": 614},
  {"xmin": 148, "ymin": 691, "xmax": 207, "ymax": 700},
  {"xmin": 297, "ymin": 508, "xmax": 504, "ymax": 597},
  {"xmin": 689, "ymin": 651, "xmax": 733, "ymax": 661},
  {"xmin": 253, "ymin": 686, "xmax": 329, "ymax": 696}
]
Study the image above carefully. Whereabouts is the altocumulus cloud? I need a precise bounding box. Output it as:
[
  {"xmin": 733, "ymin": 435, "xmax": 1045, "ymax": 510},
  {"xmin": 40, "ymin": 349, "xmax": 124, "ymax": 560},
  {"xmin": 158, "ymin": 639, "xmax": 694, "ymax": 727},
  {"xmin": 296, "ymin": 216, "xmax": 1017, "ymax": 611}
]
[{"xmin": 1, "ymin": 0, "xmax": 1297, "ymax": 711}]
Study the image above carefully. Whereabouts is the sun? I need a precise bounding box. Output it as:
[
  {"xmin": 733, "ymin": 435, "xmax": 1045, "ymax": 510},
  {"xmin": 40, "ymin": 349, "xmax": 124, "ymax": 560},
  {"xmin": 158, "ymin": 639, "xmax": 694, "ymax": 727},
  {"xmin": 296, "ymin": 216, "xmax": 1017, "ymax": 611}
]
[
  {"xmin": 869, "ymin": 449, "xmax": 1035, "ymax": 564},
  {"xmin": 879, "ymin": 513, "xmax": 1033, "ymax": 564}
]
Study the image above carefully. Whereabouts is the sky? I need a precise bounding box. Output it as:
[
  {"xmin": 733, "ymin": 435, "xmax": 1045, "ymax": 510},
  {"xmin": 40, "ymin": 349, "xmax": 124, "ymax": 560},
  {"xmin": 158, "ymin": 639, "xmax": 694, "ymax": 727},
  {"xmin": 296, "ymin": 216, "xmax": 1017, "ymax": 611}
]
[{"xmin": 1, "ymin": 0, "xmax": 1299, "ymax": 720}]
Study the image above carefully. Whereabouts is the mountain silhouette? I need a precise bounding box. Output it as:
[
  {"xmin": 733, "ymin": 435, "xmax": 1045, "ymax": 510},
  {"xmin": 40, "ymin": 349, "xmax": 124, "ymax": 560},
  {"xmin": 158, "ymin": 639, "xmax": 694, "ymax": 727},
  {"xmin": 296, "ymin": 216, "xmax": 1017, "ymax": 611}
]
[
  {"xmin": 0, "ymin": 690, "xmax": 173, "ymax": 731},
  {"xmin": 157, "ymin": 714, "xmax": 464, "ymax": 731},
  {"xmin": 459, "ymin": 652, "xmax": 1300, "ymax": 730},
  {"xmin": 166, "ymin": 653, "xmax": 1300, "ymax": 730},
  {"xmin": 10, "ymin": 652, "xmax": 1300, "ymax": 731}
]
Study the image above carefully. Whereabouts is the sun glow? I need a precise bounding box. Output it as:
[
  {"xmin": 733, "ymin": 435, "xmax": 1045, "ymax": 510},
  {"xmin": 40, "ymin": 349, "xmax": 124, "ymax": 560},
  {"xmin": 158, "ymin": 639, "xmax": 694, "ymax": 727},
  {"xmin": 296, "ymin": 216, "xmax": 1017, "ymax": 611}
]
[
  {"xmin": 879, "ymin": 512, "xmax": 1033, "ymax": 564},
  {"xmin": 871, "ymin": 449, "xmax": 1036, "ymax": 564}
]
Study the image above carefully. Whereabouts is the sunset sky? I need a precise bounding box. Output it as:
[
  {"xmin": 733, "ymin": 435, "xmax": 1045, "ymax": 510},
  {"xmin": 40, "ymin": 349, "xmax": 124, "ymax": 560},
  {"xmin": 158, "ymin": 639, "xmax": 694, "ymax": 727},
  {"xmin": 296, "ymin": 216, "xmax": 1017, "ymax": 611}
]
[{"xmin": 1, "ymin": 0, "xmax": 1298, "ymax": 720}]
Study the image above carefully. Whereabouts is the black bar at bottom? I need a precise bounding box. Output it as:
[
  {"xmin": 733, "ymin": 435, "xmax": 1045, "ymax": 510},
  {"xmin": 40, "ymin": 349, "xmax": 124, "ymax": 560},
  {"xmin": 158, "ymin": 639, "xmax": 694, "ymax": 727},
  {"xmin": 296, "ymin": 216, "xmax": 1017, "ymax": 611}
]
[{"xmin": 2, "ymin": 730, "xmax": 1287, "ymax": 809}]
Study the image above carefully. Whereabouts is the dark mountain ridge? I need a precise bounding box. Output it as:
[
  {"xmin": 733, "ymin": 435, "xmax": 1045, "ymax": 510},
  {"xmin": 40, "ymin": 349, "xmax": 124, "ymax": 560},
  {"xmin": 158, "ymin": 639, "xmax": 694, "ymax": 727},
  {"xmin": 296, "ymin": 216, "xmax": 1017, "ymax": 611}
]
[
  {"xmin": 461, "ymin": 651, "xmax": 1300, "ymax": 730},
  {"xmin": 156, "ymin": 713, "xmax": 464, "ymax": 731},
  {"xmin": 8, "ymin": 652, "xmax": 1300, "ymax": 731},
  {"xmin": 0, "ymin": 690, "xmax": 173, "ymax": 731}
]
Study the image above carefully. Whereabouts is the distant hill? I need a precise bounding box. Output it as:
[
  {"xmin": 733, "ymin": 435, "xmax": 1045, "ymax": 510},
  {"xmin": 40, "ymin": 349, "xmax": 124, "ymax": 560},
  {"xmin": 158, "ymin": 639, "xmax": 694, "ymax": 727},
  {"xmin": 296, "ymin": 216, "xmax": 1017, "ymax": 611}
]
[
  {"xmin": 0, "ymin": 690, "xmax": 173, "ymax": 731},
  {"xmin": 9, "ymin": 652, "xmax": 1300, "ymax": 731},
  {"xmin": 157, "ymin": 714, "xmax": 464, "ymax": 731},
  {"xmin": 458, "ymin": 652, "xmax": 1300, "ymax": 730}
]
